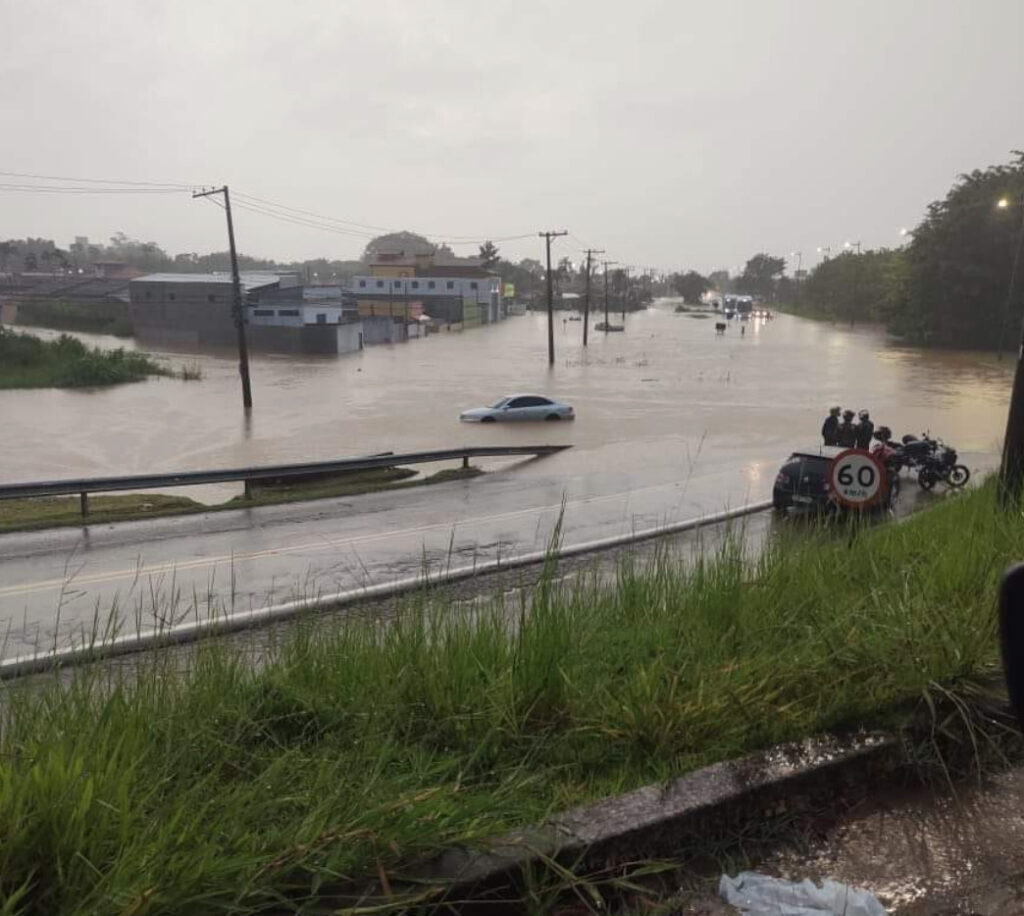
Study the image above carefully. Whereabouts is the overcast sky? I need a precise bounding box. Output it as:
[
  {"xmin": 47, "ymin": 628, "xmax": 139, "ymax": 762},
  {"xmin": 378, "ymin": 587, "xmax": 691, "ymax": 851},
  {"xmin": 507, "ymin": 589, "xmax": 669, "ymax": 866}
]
[{"xmin": 1, "ymin": 0, "xmax": 1022, "ymax": 273}]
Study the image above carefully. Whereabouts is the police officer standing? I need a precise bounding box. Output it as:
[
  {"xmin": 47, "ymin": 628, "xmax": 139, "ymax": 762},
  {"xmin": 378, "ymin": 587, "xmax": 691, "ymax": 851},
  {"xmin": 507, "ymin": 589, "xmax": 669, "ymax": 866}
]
[
  {"xmin": 821, "ymin": 406, "xmax": 841, "ymax": 446},
  {"xmin": 836, "ymin": 409, "xmax": 858, "ymax": 448},
  {"xmin": 855, "ymin": 409, "xmax": 874, "ymax": 450}
]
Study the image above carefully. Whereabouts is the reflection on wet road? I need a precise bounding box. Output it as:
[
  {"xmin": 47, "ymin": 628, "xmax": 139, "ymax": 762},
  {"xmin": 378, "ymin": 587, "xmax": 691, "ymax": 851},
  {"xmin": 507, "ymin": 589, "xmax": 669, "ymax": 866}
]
[{"xmin": 0, "ymin": 304, "xmax": 1010, "ymax": 658}]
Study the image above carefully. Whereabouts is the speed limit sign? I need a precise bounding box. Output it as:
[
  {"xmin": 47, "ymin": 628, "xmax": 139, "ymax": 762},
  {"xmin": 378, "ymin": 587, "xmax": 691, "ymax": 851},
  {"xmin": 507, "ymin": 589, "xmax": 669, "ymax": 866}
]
[{"xmin": 829, "ymin": 449, "xmax": 888, "ymax": 509}]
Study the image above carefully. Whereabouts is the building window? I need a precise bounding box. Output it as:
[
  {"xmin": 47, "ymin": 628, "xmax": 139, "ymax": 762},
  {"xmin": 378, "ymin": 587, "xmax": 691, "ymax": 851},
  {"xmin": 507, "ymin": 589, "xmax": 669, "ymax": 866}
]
[
  {"xmin": 376, "ymin": 280, "xmax": 384, "ymax": 288},
  {"xmin": 207, "ymin": 294, "xmax": 216, "ymax": 302},
  {"xmin": 411, "ymin": 281, "xmax": 419, "ymax": 290},
  {"xmin": 470, "ymin": 282, "xmax": 478, "ymax": 290},
  {"xmin": 394, "ymin": 280, "xmax": 402, "ymax": 288},
  {"xmin": 316, "ymin": 313, "xmax": 327, "ymax": 324},
  {"xmin": 277, "ymin": 308, "xmax": 300, "ymax": 316},
  {"xmin": 253, "ymin": 309, "xmax": 274, "ymax": 316},
  {"xmin": 168, "ymin": 293, "xmax": 176, "ymax": 301},
  {"xmin": 359, "ymin": 280, "xmax": 366, "ymax": 288},
  {"xmin": 428, "ymin": 281, "xmax": 435, "ymax": 289},
  {"xmin": 446, "ymin": 281, "xmax": 454, "ymax": 290}
]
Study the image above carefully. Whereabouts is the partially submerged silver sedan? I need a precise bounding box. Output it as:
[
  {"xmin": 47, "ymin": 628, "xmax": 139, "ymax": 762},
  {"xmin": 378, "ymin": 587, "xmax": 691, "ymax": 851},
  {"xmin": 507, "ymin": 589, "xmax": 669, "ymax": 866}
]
[{"xmin": 460, "ymin": 394, "xmax": 575, "ymax": 423}]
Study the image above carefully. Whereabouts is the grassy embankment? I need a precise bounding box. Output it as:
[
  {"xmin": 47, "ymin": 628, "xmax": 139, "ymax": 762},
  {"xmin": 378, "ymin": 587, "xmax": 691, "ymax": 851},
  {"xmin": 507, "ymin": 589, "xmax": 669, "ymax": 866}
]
[
  {"xmin": 0, "ymin": 467, "xmax": 482, "ymax": 533},
  {"xmin": 15, "ymin": 299, "xmax": 133, "ymax": 337},
  {"xmin": 0, "ymin": 480, "xmax": 1018, "ymax": 914},
  {"xmin": 0, "ymin": 327, "xmax": 173, "ymax": 390}
]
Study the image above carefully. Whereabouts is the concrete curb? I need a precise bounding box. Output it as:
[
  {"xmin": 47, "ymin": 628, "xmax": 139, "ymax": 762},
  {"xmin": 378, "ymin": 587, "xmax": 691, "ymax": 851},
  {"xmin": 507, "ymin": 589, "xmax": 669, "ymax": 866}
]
[
  {"xmin": 0, "ymin": 499, "xmax": 772, "ymax": 680},
  {"xmin": 321, "ymin": 732, "xmax": 903, "ymax": 910}
]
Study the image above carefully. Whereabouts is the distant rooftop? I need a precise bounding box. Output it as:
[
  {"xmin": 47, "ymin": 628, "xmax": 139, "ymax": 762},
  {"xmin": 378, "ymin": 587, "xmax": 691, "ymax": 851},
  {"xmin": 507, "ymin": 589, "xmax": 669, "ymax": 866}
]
[{"xmin": 132, "ymin": 272, "xmax": 284, "ymax": 291}]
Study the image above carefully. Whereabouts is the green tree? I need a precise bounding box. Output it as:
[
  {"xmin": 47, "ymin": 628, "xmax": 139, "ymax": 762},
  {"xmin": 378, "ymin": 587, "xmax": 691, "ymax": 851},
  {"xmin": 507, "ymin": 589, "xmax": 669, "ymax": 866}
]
[
  {"xmin": 671, "ymin": 270, "xmax": 710, "ymax": 304},
  {"xmin": 361, "ymin": 231, "xmax": 434, "ymax": 264},
  {"xmin": 894, "ymin": 151, "xmax": 1024, "ymax": 348},
  {"xmin": 800, "ymin": 249, "xmax": 895, "ymax": 323},
  {"xmin": 738, "ymin": 254, "xmax": 786, "ymax": 300},
  {"xmin": 708, "ymin": 269, "xmax": 732, "ymax": 293},
  {"xmin": 0, "ymin": 241, "xmax": 18, "ymax": 271},
  {"xmin": 478, "ymin": 241, "xmax": 500, "ymax": 268}
]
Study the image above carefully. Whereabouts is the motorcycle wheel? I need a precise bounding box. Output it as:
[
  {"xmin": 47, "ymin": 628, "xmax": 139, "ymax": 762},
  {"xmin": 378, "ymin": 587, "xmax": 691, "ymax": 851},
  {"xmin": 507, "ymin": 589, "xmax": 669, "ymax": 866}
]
[
  {"xmin": 888, "ymin": 472, "xmax": 901, "ymax": 504},
  {"xmin": 918, "ymin": 468, "xmax": 938, "ymax": 491},
  {"xmin": 948, "ymin": 465, "xmax": 970, "ymax": 487}
]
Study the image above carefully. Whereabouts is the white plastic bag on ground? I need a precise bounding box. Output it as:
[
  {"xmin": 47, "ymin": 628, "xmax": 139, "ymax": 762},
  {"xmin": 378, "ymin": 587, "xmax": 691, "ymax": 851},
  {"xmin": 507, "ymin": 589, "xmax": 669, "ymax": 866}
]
[{"xmin": 719, "ymin": 871, "xmax": 888, "ymax": 916}]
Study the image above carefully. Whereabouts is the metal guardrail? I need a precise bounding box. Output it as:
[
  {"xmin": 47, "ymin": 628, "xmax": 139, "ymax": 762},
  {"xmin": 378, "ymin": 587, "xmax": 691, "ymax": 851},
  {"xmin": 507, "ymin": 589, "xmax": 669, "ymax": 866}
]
[{"xmin": 0, "ymin": 445, "xmax": 572, "ymax": 516}]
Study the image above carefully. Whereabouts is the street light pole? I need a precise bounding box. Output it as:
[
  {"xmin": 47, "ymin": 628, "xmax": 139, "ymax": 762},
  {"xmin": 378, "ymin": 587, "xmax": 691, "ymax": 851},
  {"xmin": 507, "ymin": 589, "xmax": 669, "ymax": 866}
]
[{"xmin": 997, "ymin": 193, "xmax": 1024, "ymax": 504}]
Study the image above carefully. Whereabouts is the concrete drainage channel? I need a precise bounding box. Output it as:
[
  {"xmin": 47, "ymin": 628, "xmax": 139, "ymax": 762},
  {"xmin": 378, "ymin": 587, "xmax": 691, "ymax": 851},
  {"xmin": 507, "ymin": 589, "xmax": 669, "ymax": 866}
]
[
  {"xmin": 315, "ymin": 732, "xmax": 906, "ymax": 912},
  {"xmin": 0, "ymin": 499, "xmax": 773, "ymax": 680}
]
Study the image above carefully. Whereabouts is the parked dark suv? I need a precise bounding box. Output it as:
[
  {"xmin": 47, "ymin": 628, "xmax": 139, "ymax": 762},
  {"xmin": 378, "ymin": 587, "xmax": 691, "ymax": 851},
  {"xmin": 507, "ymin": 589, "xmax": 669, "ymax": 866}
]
[{"xmin": 772, "ymin": 446, "xmax": 844, "ymax": 513}]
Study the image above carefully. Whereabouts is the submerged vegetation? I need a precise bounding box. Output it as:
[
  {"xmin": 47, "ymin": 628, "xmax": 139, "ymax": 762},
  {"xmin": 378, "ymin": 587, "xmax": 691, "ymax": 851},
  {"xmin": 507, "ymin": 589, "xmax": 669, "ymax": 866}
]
[
  {"xmin": 0, "ymin": 327, "xmax": 169, "ymax": 389},
  {"xmin": 0, "ymin": 481, "xmax": 1017, "ymax": 913}
]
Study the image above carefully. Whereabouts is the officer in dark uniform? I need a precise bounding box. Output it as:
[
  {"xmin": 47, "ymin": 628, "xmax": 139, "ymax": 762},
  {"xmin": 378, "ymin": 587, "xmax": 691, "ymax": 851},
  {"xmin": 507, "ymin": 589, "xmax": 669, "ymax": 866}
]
[
  {"xmin": 821, "ymin": 406, "xmax": 841, "ymax": 446},
  {"xmin": 855, "ymin": 409, "xmax": 874, "ymax": 450},
  {"xmin": 836, "ymin": 409, "xmax": 858, "ymax": 448}
]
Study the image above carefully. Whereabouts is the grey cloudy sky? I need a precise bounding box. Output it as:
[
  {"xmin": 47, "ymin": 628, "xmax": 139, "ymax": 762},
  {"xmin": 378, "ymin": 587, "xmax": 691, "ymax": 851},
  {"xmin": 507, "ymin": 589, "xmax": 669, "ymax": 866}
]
[{"xmin": 2, "ymin": 0, "xmax": 1022, "ymax": 273}]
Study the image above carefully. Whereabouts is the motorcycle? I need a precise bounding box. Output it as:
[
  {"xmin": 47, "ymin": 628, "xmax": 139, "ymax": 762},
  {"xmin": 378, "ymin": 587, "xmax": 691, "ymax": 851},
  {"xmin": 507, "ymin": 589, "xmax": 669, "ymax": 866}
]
[{"xmin": 899, "ymin": 433, "xmax": 970, "ymax": 490}]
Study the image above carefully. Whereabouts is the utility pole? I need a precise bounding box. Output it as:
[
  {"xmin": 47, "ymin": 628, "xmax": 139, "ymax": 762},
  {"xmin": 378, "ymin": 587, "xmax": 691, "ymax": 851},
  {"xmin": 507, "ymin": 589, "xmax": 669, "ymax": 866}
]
[
  {"xmin": 602, "ymin": 260, "xmax": 617, "ymax": 331},
  {"xmin": 621, "ymin": 266, "xmax": 631, "ymax": 321},
  {"xmin": 998, "ymin": 193, "xmax": 1024, "ymax": 505},
  {"xmin": 539, "ymin": 230, "xmax": 568, "ymax": 365},
  {"xmin": 193, "ymin": 186, "xmax": 252, "ymax": 411},
  {"xmin": 582, "ymin": 248, "xmax": 604, "ymax": 347}
]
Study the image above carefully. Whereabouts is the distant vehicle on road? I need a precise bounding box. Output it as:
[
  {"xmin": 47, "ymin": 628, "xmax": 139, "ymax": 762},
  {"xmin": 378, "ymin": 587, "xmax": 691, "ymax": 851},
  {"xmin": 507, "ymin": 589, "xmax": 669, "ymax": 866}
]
[{"xmin": 460, "ymin": 395, "xmax": 575, "ymax": 423}]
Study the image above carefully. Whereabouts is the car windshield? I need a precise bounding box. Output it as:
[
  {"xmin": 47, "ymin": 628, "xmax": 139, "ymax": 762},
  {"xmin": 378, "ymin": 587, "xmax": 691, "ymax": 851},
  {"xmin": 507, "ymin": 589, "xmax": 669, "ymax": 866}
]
[{"xmin": 489, "ymin": 398, "xmax": 509, "ymax": 409}]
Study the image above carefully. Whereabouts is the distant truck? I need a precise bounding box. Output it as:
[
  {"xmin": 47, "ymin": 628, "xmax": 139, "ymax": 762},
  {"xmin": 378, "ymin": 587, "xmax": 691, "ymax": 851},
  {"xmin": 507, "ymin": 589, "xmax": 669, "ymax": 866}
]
[{"xmin": 722, "ymin": 295, "xmax": 754, "ymax": 316}]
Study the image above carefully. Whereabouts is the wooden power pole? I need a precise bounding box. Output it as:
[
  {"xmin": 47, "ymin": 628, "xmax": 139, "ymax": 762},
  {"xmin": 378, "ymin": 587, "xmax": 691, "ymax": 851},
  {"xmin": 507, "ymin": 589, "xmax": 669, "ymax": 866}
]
[
  {"xmin": 582, "ymin": 248, "xmax": 603, "ymax": 347},
  {"xmin": 602, "ymin": 260, "xmax": 617, "ymax": 331},
  {"xmin": 193, "ymin": 185, "xmax": 253, "ymax": 411},
  {"xmin": 539, "ymin": 230, "xmax": 568, "ymax": 365}
]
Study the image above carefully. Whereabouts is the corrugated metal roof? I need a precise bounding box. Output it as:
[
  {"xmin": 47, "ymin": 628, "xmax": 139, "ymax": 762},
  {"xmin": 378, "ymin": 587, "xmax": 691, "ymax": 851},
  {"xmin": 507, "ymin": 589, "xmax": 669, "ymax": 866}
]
[{"xmin": 132, "ymin": 272, "xmax": 283, "ymax": 291}]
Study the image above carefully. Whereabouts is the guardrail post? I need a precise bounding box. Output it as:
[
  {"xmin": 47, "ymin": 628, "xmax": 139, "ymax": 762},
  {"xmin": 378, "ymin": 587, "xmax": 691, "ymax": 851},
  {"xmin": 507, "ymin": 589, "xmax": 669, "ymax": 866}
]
[
  {"xmin": 243, "ymin": 479, "xmax": 253, "ymax": 500},
  {"xmin": 80, "ymin": 492, "xmax": 89, "ymax": 518},
  {"xmin": 462, "ymin": 455, "xmax": 469, "ymax": 469}
]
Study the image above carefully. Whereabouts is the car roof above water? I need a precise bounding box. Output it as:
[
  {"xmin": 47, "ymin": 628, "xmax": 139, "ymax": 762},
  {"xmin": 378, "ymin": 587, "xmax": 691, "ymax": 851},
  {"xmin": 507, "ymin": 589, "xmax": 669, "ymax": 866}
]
[{"xmin": 788, "ymin": 446, "xmax": 844, "ymax": 460}]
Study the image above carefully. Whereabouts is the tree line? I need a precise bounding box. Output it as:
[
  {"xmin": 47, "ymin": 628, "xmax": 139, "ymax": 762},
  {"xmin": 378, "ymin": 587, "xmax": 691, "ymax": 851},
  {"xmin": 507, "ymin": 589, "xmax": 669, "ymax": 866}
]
[
  {"xmin": 657, "ymin": 153, "xmax": 1024, "ymax": 352},
  {"xmin": 768, "ymin": 152, "xmax": 1024, "ymax": 350}
]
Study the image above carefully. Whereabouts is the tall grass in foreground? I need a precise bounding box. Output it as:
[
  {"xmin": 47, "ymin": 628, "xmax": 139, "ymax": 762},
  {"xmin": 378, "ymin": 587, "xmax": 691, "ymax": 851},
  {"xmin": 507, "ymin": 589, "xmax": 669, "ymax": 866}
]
[{"xmin": 0, "ymin": 482, "xmax": 1018, "ymax": 914}]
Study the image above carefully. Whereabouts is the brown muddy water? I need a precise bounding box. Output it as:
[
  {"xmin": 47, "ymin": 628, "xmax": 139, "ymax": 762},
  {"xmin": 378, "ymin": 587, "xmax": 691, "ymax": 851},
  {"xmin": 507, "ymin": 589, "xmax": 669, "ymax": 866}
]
[{"xmin": 1, "ymin": 302, "xmax": 1011, "ymax": 500}]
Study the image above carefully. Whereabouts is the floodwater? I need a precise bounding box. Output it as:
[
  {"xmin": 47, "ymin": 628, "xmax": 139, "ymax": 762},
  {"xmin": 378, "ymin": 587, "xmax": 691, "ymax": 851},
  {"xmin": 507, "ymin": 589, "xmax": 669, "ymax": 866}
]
[
  {"xmin": 1, "ymin": 302, "xmax": 1011, "ymax": 494},
  {"xmin": 0, "ymin": 302, "xmax": 1011, "ymax": 658}
]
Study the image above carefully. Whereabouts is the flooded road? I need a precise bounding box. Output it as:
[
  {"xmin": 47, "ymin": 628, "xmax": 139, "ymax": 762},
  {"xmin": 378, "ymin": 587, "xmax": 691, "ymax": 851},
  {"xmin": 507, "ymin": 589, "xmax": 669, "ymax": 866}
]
[
  {"xmin": 2, "ymin": 303, "xmax": 1010, "ymax": 490},
  {"xmin": 0, "ymin": 303, "xmax": 1011, "ymax": 658}
]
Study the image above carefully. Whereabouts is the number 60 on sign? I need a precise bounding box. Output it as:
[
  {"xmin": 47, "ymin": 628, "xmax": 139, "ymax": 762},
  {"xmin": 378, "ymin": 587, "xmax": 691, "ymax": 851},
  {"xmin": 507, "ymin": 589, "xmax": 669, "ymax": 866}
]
[{"xmin": 829, "ymin": 449, "xmax": 888, "ymax": 509}]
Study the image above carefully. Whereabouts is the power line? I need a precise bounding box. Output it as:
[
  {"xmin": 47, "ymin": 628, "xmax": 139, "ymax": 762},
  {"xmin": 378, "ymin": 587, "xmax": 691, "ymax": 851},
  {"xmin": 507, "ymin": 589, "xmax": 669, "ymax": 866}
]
[
  {"xmin": 0, "ymin": 169, "xmax": 196, "ymax": 189},
  {"xmin": 233, "ymin": 191, "xmax": 532, "ymax": 243},
  {"xmin": 0, "ymin": 182, "xmax": 188, "ymax": 194}
]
